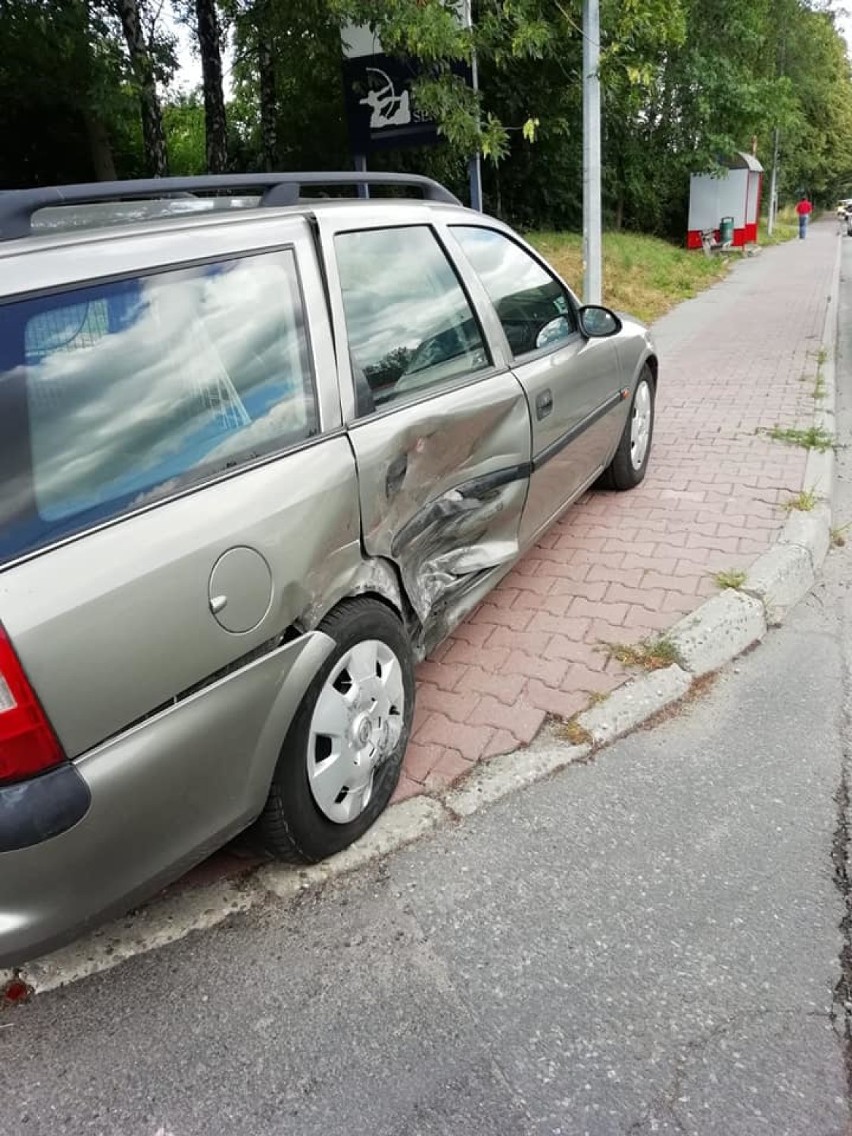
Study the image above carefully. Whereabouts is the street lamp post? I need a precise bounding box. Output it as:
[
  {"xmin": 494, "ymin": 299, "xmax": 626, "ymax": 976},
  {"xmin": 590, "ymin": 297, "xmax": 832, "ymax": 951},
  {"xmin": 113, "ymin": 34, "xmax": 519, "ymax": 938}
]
[
  {"xmin": 583, "ymin": 0, "xmax": 602, "ymax": 305},
  {"xmin": 767, "ymin": 128, "xmax": 780, "ymax": 237},
  {"xmin": 462, "ymin": 0, "xmax": 483, "ymax": 211}
]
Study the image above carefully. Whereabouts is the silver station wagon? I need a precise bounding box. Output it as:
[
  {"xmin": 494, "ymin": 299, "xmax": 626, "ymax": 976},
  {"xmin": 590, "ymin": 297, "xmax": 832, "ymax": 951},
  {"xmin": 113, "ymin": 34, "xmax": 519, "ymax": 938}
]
[{"xmin": 0, "ymin": 173, "xmax": 657, "ymax": 965}]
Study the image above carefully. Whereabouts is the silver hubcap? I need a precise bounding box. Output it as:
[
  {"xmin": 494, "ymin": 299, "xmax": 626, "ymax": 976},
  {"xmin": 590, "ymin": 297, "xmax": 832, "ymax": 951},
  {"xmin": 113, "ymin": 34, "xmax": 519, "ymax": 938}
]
[
  {"xmin": 307, "ymin": 639, "xmax": 405, "ymax": 824},
  {"xmin": 630, "ymin": 380, "xmax": 652, "ymax": 470}
]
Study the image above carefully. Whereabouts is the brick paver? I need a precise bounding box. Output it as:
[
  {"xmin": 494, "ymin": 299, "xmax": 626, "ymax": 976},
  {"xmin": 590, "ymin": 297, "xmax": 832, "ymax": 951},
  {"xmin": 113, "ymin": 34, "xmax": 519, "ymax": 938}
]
[{"xmin": 395, "ymin": 221, "xmax": 837, "ymax": 798}]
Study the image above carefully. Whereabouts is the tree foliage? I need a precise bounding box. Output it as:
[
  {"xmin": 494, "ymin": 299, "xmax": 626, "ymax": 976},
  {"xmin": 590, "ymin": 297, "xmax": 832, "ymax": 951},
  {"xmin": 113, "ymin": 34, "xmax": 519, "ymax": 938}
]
[{"xmin": 2, "ymin": 0, "xmax": 852, "ymax": 239}]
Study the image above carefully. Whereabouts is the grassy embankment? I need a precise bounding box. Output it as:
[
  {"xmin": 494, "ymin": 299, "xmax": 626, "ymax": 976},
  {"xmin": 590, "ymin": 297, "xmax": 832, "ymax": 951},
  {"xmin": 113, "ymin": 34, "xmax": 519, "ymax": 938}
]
[
  {"xmin": 759, "ymin": 204, "xmax": 799, "ymax": 246},
  {"xmin": 528, "ymin": 216, "xmax": 795, "ymax": 325}
]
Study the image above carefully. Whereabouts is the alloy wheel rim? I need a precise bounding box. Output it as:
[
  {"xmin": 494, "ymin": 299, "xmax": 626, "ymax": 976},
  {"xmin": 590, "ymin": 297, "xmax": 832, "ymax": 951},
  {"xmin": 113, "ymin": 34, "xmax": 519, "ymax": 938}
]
[
  {"xmin": 307, "ymin": 639, "xmax": 405, "ymax": 824},
  {"xmin": 630, "ymin": 380, "xmax": 652, "ymax": 470}
]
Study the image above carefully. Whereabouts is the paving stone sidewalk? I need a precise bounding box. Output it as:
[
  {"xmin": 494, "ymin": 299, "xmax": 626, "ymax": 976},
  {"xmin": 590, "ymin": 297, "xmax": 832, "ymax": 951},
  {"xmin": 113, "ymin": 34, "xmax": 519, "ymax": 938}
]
[{"xmin": 395, "ymin": 220, "xmax": 838, "ymax": 800}]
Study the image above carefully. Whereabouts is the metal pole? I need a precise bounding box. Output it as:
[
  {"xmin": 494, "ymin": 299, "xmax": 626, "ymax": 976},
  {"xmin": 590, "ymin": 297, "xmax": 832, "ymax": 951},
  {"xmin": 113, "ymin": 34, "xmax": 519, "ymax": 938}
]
[
  {"xmin": 463, "ymin": 0, "xmax": 483, "ymax": 211},
  {"xmin": 354, "ymin": 152, "xmax": 369, "ymax": 199},
  {"xmin": 767, "ymin": 128, "xmax": 779, "ymax": 237},
  {"xmin": 582, "ymin": 0, "xmax": 602, "ymax": 304}
]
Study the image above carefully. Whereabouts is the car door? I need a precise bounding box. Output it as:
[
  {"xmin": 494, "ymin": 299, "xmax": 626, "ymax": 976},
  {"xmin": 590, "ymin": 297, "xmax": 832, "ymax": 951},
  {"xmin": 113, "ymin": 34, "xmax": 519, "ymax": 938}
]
[
  {"xmin": 318, "ymin": 216, "xmax": 532, "ymax": 637},
  {"xmin": 449, "ymin": 225, "xmax": 627, "ymax": 547}
]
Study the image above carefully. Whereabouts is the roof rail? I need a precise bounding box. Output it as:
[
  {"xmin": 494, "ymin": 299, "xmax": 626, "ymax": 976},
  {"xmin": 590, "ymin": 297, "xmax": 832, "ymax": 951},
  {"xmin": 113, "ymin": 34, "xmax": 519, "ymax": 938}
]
[{"xmin": 0, "ymin": 172, "xmax": 463, "ymax": 240}]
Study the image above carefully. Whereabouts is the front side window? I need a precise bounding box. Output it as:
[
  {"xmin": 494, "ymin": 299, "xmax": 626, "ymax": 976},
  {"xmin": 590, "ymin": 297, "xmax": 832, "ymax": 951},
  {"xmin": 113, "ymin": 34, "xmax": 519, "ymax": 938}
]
[
  {"xmin": 0, "ymin": 249, "xmax": 316, "ymax": 561},
  {"xmin": 335, "ymin": 226, "xmax": 490, "ymax": 413},
  {"xmin": 452, "ymin": 226, "xmax": 577, "ymax": 358}
]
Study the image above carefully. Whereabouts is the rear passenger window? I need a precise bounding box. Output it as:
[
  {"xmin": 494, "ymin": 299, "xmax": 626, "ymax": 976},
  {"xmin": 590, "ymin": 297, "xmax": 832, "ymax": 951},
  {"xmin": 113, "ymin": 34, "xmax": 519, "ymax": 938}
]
[
  {"xmin": 452, "ymin": 226, "xmax": 577, "ymax": 358},
  {"xmin": 335, "ymin": 226, "xmax": 490, "ymax": 414},
  {"xmin": 0, "ymin": 250, "xmax": 316, "ymax": 561}
]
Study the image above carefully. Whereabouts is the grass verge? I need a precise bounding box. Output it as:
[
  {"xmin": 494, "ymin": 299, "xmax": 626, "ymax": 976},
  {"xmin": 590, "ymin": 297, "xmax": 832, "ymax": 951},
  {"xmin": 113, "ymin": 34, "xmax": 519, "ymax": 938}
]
[
  {"xmin": 759, "ymin": 205, "xmax": 799, "ymax": 246},
  {"xmin": 527, "ymin": 231, "xmax": 730, "ymax": 324}
]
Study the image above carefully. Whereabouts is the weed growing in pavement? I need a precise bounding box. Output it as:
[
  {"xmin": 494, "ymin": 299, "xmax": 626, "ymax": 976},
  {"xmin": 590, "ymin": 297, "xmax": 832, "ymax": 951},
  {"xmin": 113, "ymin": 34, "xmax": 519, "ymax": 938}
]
[
  {"xmin": 713, "ymin": 568, "xmax": 747, "ymax": 590},
  {"xmin": 601, "ymin": 636, "xmax": 680, "ymax": 670},
  {"xmin": 766, "ymin": 425, "xmax": 834, "ymax": 452},
  {"xmin": 559, "ymin": 718, "xmax": 593, "ymax": 746},
  {"xmin": 817, "ymin": 346, "xmax": 828, "ymax": 366},
  {"xmin": 587, "ymin": 690, "xmax": 609, "ymax": 706},
  {"xmin": 783, "ymin": 488, "xmax": 818, "ymax": 513},
  {"xmin": 832, "ymin": 523, "xmax": 851, "ymax": 548},
  {"xmin": 814, "ymin": 371, "xmax": 826, "ymax": 401}
]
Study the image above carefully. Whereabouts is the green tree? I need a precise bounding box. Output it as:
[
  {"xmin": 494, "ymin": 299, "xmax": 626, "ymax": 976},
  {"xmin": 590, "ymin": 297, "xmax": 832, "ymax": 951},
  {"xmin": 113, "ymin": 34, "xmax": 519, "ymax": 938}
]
[
  {"xmin": 163, "ymin": 91, "xmax": 207, "ymax": 174},
  {"xmin": 192, "ymin": 0, "xmax": 229, "ymax": 171},
  {"xmin": 111, "ymin": 0, "xmax": 174, "ymax": 174},
  {"xmin": 228, "ymin": 0, "xmax": 348, "ymax": 171},
  {"xmin": 0, "ymin": 0, "xmax": 141, "ymax": 186},
  {"xmin": 777, "ymin": 5, "xmax": 852, "ymax": 203}
]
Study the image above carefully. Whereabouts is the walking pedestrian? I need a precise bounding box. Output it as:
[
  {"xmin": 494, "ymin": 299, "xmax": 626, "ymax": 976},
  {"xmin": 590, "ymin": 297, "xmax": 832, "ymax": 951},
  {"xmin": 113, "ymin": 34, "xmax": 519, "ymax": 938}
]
[{"xmin": 796, "ymin": 194, "xmax": 813, "ymax": 239}]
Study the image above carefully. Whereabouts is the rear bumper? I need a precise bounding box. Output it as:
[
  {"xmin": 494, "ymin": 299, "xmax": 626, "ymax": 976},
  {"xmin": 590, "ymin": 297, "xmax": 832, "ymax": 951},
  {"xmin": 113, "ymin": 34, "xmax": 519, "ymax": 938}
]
[
  {"xmin": 0, "ymin": 763, "xmax": 91, "ymax": 854},
  {"xmin": 0, "ymin": 631, "xmax": 333, "ymax": 968}
]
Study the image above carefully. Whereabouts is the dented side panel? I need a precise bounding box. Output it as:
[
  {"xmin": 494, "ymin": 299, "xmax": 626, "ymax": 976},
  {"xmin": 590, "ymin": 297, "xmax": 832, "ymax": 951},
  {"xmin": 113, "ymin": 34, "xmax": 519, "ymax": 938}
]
[{"xmin": 347, "ymin": 375, "xmax": 532, "ymax": 625}]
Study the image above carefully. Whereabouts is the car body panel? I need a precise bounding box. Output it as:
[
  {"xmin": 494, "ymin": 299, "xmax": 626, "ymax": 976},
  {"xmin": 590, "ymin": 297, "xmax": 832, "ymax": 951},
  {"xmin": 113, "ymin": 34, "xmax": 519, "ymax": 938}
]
[
  {"xmin": 512, "ymin": 334, "xmax": 626, "ymax": 545},
  {"xmin": 0, "ymin": 438, "xmax": 362, "ymax": 758},
  {"xmin": 346, "ymin": 379, "xmax": 532, "ymax": 624},
  {"xmin": 0, "ymin": 631, "xmax": 334, "ymax": 967}
]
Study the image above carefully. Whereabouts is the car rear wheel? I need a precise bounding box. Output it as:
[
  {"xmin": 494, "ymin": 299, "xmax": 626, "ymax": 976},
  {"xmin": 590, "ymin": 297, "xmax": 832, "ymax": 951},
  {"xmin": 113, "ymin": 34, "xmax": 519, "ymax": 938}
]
[
  {"xmin": 599, "ymin": 367, "xmax": 655, "ymax": 491},
  {"xmin": 256, "ymin": 598, "xmax": 414, "ymax": 863}
]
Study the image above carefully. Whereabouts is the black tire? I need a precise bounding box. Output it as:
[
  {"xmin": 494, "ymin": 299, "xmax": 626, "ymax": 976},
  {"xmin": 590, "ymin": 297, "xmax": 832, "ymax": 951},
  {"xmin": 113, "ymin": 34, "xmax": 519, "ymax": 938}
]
[
  {"xmin": 598, "ymin": 367, "xmax": 655, "ymax": 491},
  {"xmin": 256, "ymin": 598, "xmax": 415, "ymax": 864}
]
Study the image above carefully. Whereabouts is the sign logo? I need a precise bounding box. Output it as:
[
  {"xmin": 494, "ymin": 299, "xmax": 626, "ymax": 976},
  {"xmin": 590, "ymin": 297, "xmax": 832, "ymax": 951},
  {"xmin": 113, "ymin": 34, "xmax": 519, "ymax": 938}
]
[{"xmin": 360, "ymin": 68, "xmax": 412, "ymax": 129}]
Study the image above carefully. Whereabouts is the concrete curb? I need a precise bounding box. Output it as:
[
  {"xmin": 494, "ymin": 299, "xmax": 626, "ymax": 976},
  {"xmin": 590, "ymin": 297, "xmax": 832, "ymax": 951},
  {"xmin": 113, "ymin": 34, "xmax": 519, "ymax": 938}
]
[
  {"xmin": 576, "ymin": 665, "xmax": 692, "ymax": 746},
  {"xmin": 3, "ymin": 237, "xmax": 842, "ymax": 999},
  {"xmin": 443, "ymin": 737, "xmax": 591, "ymax": 817}
]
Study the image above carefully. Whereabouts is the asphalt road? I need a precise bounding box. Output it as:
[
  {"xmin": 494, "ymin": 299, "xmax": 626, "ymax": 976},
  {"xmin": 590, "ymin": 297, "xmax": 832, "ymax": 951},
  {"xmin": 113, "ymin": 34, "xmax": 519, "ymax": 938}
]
[{"xmin": 3, "ymin": 245, "xmax": 852, "ymax": 1135}]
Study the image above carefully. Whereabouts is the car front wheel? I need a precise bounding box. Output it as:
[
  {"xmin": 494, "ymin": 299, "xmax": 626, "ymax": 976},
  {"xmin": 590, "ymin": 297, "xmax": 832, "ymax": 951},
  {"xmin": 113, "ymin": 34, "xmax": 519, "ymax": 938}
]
[
  {"xmin": 599, "ymin": 367, "xmax": 655, "ymax": 490},
  {"xmin": 256, "ymin": 598, "xmax": 415, "ymax": 863}
]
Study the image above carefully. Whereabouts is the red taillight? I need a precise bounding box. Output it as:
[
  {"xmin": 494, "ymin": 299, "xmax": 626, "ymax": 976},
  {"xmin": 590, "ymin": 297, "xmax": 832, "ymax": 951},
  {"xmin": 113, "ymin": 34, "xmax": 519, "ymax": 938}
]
[{"xmin": 0, "ymin": 624, "xmax": 64, "ymax": 784}]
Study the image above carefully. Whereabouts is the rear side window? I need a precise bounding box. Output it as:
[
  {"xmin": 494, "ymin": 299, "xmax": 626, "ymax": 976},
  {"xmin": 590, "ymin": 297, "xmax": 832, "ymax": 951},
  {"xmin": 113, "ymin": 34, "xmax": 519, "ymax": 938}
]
[
  {"xmin": 335, "ymin": 225, "xmax": 490, "ymax": 414},
  {"xmin": 0, "ymin": 250, "xmax": 316, "ymax": 563}
]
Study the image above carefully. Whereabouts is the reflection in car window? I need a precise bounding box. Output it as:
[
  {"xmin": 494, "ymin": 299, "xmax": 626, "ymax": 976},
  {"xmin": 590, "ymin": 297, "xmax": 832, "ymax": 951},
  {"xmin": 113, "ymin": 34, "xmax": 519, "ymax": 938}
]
[
  {"xmin": 0, "ymin": 250, "xmax": 316, "ymax": 561},
  {"xmin": 335, "ymin": 226, "xmax": 490, "ymax": 414},
  {"xmin": 452, "ymin": 226, "xmax": 577, "ymax": 358}
]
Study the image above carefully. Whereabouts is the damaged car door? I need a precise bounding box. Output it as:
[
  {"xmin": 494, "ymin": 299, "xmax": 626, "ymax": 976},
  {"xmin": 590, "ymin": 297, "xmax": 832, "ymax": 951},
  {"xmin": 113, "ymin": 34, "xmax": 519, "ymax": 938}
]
[{"xmin": 328, "ymin": 221, "xmax": 532, "ymax": 640}]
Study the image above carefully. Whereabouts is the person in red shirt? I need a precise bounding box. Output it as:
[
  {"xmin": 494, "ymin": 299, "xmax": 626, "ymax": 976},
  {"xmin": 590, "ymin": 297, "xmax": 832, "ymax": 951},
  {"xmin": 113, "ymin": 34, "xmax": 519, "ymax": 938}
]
[{"xmin": 796, "ymin": 195, "xmax": 813, "ymax": 239}]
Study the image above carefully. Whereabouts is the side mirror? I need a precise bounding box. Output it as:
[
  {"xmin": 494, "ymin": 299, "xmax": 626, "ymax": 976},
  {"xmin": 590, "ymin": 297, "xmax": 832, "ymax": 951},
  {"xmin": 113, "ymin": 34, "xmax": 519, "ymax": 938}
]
[
  {"xmin": 535, "ymin": 315, "xmax": 573, "ymax": 351},
  {"xmin": 578, "ymin": 305, "xmax": 621, "ymax": 338}
]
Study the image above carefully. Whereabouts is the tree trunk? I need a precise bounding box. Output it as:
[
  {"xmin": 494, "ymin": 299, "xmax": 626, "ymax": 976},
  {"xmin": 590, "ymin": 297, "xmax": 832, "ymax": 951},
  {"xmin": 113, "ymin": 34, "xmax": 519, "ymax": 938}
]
[
  {"xmin": 114, "ymin": 0, "xmax": 168, "ymax": 176},
  {"xmin": 195, "ymin": 0, "xmax": 228, "ymax": 173},
  {"xmin": 614, "ymin": 191, "xmax": 624, "ymax": 231},
  {"xmin": 258, "ymin": 32, "xmax": 277, "ymax": 171},
  {"xmin": 83, "ymin": 110, "xmax": 118, "ymax": 181}
]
